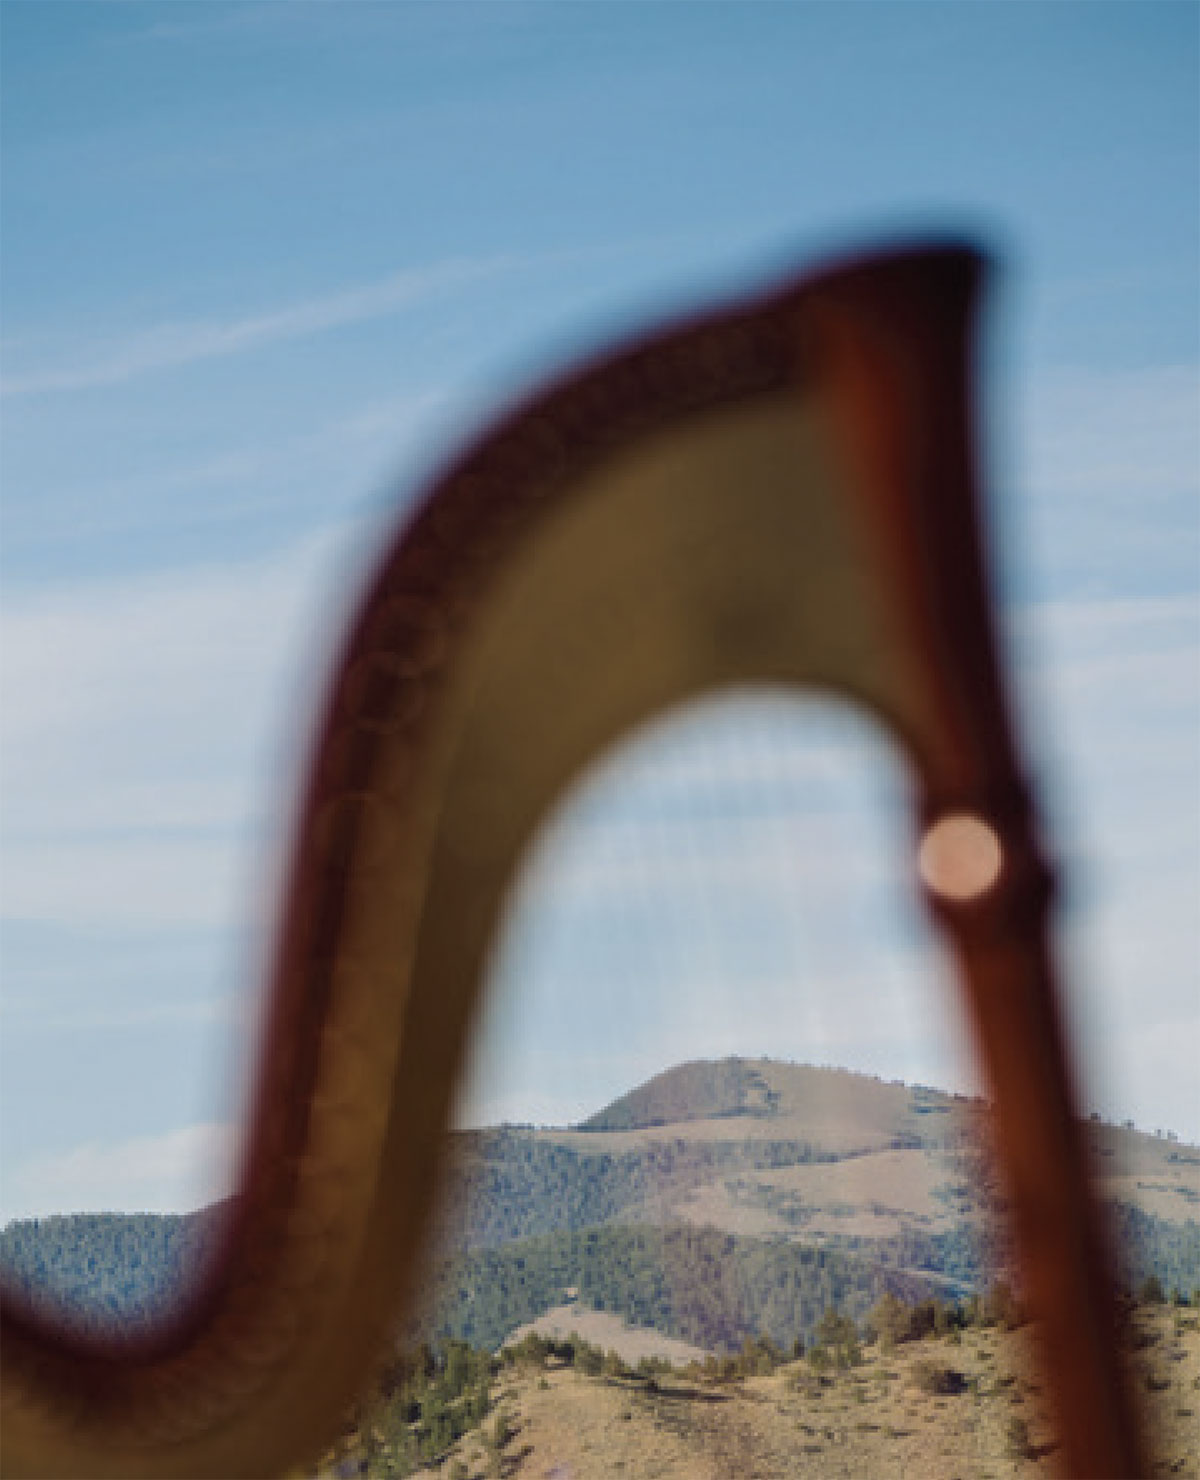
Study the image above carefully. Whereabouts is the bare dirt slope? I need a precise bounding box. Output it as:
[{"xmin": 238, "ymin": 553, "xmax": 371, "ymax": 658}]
[
  {"xmin": 416, "ymin": 1306, "xmax": 1200, "ymax": 1480},
  {"xmin": 551, "ymin": 1061, "xmax": 968, "ymax": 1155},
  {"xmin": 505, "ymin": 1305, "xmax": 711, "ymax": 1370},
  {"xmin": 532, "ymin": 1057, "xmax": 1199, "ymax": 1243},
  {"xmin": 1089, "ymin": 1121, "xmax": 1200, "ymax": 1226},
  {"xmin": 671, "ymin": 1145, "xmax": 960, "ymax": 1241}
]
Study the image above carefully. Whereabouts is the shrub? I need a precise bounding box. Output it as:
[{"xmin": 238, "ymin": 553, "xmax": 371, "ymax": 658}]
[
  {"xmin": 906, "ymin": 1298, "xmax": 938, "ymax": 1342},
  {"xmin": 574, "ymin": 1339, "xmax": 604, "ymax": 1377},
  {"xmin": 867, "ymin": 1292, "xmax": 908, "ymax": 1351},
  {"xmin": 737, "ymin": 1333, "xmax": 785, "ymax": 1376},
  {"xmin": 489, "ymin": 1407, "xmax": 513, "ymax": 1451},
  {"xmin": 1006, "ymin": 1415, "xmax": 1032, "ymax": 1460},
  {"xmin": 504, "ymin": 1331, "xmax": 550, "ymax": 1369},
  {"xmin": 815, "ymin": 1306, "xmax": 862, "ymax": 1369},
  {"xmin": 910, "ymin": 1359, "xmax": 967, "ymax": 1396},
  {"xmin": 984, "ymin": 1280, "xmax": 1025, "ymax": 1330}
]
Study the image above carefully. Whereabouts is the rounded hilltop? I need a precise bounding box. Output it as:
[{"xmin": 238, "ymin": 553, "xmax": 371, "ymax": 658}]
[{"xmin": 574, "ymin": 1056, "xmax": 970, "ymax": 1153}]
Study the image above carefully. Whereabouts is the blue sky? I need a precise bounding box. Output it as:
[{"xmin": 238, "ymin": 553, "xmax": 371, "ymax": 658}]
[{"xmin": 1, "ymin": 2, "xmax": 1196, "ymax": 1222}]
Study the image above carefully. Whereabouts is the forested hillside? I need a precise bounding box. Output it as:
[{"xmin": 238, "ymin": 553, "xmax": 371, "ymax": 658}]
[
  {"xmin": 411, "ymin": 1222, "xmax": 937, "ymax": 1354},
  {"xmin": 0, "ymin": 1203, "xmax": 228, "ymax": 1333},
  {"xmin": 432, "ymin": 1128, "xmax": 846, "ymax": 1253},
  {"xmin": 3, "ymin": 1059, "xmax": 1197, "ymax": 1352}
]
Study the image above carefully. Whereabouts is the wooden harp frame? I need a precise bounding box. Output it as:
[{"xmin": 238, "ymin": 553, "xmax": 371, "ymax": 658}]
[{"xmin": 0, "ymin": 243, "xmax": 1146, "ymax": 1478}]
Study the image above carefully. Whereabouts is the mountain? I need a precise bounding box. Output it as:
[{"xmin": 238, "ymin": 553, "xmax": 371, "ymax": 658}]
[
  {"xmin": 3, "ymin": 1059, "xmax": 1198, "ymax": 1355},
  {"xmin": 577, "ymin": 1057, "xmax": 786, "ymax": 1129},
  {"xmin": 576, "ymin": 1058, "xmax": 954, "ymax": 1143}
]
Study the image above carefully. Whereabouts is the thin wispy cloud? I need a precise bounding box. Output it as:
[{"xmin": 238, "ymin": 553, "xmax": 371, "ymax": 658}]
[
  {"xmin": 1, "ymin": 1123, "xmax": 238, "ymax": 1224},
  {"xmin": 126, "ymin": 3, "xmax": 284, "ymax": 48},
  {"xmin": 1, "ymin": 257, "xmax": 515, "ymax": 397},
  {"xmin": 4, "ymin": 0, "xmax": 1194, "ymax": 1231},
  {"xmin": 0, "ymin": 995, "xmax": 240, "ymax": 1035},
  {"xmin": 509, "ymin": 808, "xmax": 904, "ymax": 919},
  {"xmin": 1022, "ymin": 365, "xmax": 1199, "ymax": 499},
  {"xmin": 1013, "ymin": 592, "xmax": 1199, "ymax": 639},
  {"xmin": 7, "ymin": 388, "xmax": 449, "ymax": 552},
  {"xmin": 0, "ymin": 523, "xmax": 361, "ymax": 931},
  {"xmin": 0, "ymin": 835, "xmax": 258, "ymax": 932}
]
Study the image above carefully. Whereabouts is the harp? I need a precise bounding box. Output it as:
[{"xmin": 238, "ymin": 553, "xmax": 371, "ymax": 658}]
[{"xmin": 0, "ymin": 242, "xmax": 1146, "ymax": 1477}]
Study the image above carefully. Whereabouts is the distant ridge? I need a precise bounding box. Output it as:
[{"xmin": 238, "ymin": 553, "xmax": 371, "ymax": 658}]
[
  {"xmin": 0, "ymin": 1200, "xmax": 231, "ymax": 1335},
  {"xmin": 573, "ymin": 1056, "xmax": 938, "ymax": 1136},
  {"xmin": 4, "ymin": 1061, "xmax": 1197, "ymax": 1353}
]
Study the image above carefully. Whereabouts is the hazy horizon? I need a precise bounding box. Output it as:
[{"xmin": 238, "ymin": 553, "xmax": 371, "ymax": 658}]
[
  {"xmin": 2, "ymin": 5, "xmax": 1196, "ymax": 1226},
  {"xmin": 5, "ymin": 1050, "xmax": 1197, "ymax": 1231}
]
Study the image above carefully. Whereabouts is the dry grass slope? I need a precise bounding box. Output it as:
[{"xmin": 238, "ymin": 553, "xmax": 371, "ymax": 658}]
[{"xmin": 398, "ymin": 1305, "xmax": 1198, "ymax": 1480}]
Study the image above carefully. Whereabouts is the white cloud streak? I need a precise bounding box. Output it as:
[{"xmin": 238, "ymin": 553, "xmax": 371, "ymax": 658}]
[
  {"xmin": 0, "ymin": 521, "xmax": 366, "ymax": 929},
  {"xmin": 1020, "ymin": 365, "xmax": 1199, "ymax": 500},
  {"xmin": 1, "ymin": 257, "xmax": 513, "ymax": 397},
  {"xmin": 1, "ymin": 994, "xmax": 241, "ymax": 1034},
  {"xmin": 1, "ymin": 1123, "xmax": 238, "ymax": 1224}
]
